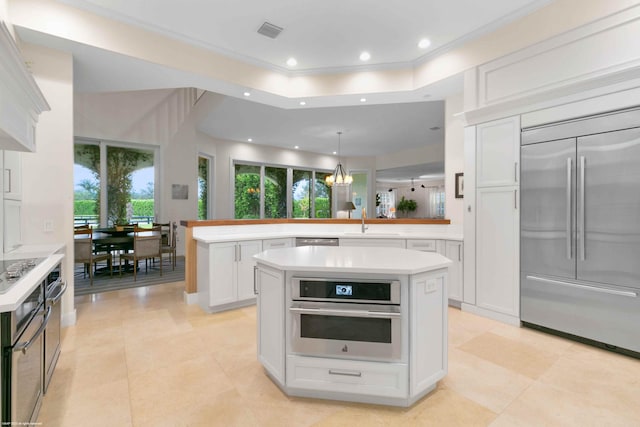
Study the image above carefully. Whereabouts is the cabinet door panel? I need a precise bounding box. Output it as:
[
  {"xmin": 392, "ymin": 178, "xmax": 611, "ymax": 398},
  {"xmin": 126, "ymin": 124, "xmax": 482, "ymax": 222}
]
[
  {"xmin": 257, "ymin": 266, "xmax": 285, "ymax": 384},
  {"xmin": 209, "ymin": 242, "xmax": 237, "ymax": 306},
  {"xmin": 476, "ymin": 187, "xmax": 519, "ymax": 317},
  {"xmin": 477, "ymin": 117, "xmax": 520, "ymax": 187},
  {"xmin": 237, "ymin": 240, "xmax": 263, "ymax": 300},
  {"xmin": 445, "ymin": 241, "xmax": 463, "ymax": 302}
]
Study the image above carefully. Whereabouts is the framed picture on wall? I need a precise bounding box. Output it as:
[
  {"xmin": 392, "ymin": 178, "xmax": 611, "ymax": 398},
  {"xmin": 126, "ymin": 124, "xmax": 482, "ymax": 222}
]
[{"xmin": 455, "ymin": 173, "xmax": 464, "ymax": 198}]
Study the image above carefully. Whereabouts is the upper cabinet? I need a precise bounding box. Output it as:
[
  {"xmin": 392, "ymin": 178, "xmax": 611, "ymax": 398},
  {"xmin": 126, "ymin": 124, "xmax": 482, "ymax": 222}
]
[
  {"xmin": 0, "ymin": 21, "xmax": 50, "ymax": 152},
  {"xmin": 3, "ymin": 150, "xmax": 21, "ymax": 200},
  {"xmin": 476, "ymin": 117, "xmax": 520, "ymax": 187}
]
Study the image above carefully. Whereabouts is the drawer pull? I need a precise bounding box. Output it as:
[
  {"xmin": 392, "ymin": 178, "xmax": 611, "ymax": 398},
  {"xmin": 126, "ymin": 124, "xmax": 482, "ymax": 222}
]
[{"xmin": 328, "ymin": 369, "xmax": 362, "ymax": 377}]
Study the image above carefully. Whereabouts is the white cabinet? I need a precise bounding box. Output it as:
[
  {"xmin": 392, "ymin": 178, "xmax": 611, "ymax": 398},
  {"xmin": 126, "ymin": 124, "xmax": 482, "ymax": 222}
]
[
  {"xmin": 262, "ymin": 237, "xmax": 294, "ymax": 250},
  {"xmin": 464, "ymin": 116, "xmax": 521, "ymax": 324},
  {"xmin": 257, "ymin": 265, "xmax": 285, "ymax": 384},
  {"xmin": 4, "ymin": 199, "xmax": 21, "ymax": 252},
  {"xmin": 476, "ymin": 186, "xmax": 519, "ymax": 318},
  {"xmin": 445, "ymin": 241, "xmax": 463, "ymax": 303},
  {"xmin": 410, "ymin": 271, "xmax": 447, "ymax": 396},
  {"xmin": 286, "ymin": 355, "xmax": 408, "ymax": 399},
  {"xmin": 3, "ymin": 151, "xmax": 21, "ymax": 200},
  {"xmin": 340, "ymin": 238, "xmax": 406, "ymax": 248},
  {"xmin": 406, "ymin": 239, "xmax": 437, "ymax": 252},
  {"xmin": 197, "ymin": 239, "xmax": 262, "ymax": 312},
  {"xmin": 476, "ymin": 117, "xmax": 520, "ymax": 188}
]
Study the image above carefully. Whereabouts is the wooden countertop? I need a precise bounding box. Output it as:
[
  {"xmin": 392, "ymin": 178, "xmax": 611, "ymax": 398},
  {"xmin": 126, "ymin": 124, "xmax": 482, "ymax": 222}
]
[{"xmin": 180, "ymin": 218, "xmax": 450, "ymax": 227}]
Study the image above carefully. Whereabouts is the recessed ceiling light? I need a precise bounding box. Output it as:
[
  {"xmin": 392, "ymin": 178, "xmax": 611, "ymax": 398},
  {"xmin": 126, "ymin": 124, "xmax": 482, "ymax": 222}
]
[
  {"xmin": 286, "ymin": 57, "xmax": 297, "ymax": 67},
  {"xmin": 294, "ymin": 145, "xmax": 299, "ymax": 149},
  {"xmin": 299, "ymin": 101, "xmax": 306, "ymax": 106},
  {"xmin": 333, "ymin": 151, "xmax": 337, "ymax": 155},
  {"xmin": 359, "ymin": 51, "xmax": 371, "ymax": 61},
  {"xmin": 418, "ymin": 38, "xmax": 431, "ymax": 49},
  {"xmin": 243, "ymin": 91, "xmax": 251, "ymax": 97},
  {"xmin": 360, "ymin": 98, "xmax": 367, "ymax": 102},
  {"xmin": 247, "ymin": 138, "xmax": 253, "ymax": 142}
]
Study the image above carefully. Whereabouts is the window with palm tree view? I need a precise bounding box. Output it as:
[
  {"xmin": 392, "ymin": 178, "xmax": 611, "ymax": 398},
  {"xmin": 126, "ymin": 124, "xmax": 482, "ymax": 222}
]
[
  {"xmin": 74, "ymin": 142, "xmax": 156, "ymax": 227},
  {"xmin": 234, "ymin": 162, "xmax": 332, "ymax": 219}
]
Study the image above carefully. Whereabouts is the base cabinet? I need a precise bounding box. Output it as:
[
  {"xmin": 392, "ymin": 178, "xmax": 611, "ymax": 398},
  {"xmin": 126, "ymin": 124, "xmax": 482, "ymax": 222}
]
[
  {"xmin": 197, "ymin": 240, "xmax": 262, "ymax": 312},
  {"xmin": 286, "ymin": 355, "xmax": 408, "ymax": 399},
  {"xmin": 340, "ymin": 238, "xmax": 406, "ymax": 248},
  {"xmin": 476, "ymin": 186, "xmax": 519, "ymax": 318},
  {"xmin": 257, "ymin": 265, "xmax": 285, "ymax": 384},
  {"xmin": 445, "ymin": 241, "xmax": 463, "ymax": 303}
]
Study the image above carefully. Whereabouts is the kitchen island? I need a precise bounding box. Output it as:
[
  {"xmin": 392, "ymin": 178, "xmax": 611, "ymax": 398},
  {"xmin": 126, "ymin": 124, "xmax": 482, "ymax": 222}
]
[{"xmin": 253, "ymin": 245, "xmax": 451, "ymax": 407}]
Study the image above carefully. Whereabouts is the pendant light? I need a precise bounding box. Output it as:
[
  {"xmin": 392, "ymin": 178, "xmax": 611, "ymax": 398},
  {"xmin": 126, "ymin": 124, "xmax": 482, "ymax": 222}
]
[{"xmin": 326, "ymin": 131, "xmax": 353, "ymax": 186}]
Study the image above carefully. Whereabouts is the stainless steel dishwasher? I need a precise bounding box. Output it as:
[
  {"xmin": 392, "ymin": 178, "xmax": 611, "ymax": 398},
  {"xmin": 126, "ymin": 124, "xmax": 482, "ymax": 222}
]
[{"xmin": 295, "ymin": 237, "xmax": 339, "ymax": 247}]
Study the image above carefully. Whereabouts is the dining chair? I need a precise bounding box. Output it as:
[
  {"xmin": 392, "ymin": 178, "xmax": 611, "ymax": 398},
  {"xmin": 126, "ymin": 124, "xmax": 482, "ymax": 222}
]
[
  {"xmin": 160, "ymin": 221, "xmax": 178, "ymax": 270},
  {"xmin": 74, "ymin": 228, "xmax": 112, "ymax": 286},
  {"xmin": 119, "ymin": 226, "xmax": 162, "ymax": 281}
]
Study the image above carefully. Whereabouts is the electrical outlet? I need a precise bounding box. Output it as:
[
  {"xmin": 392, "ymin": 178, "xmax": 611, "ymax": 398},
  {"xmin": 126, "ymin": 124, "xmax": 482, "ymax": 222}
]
[
  {"xmin": 424, "ymin": 279, "xmax": 437, "ymax": 294},
  {"xmin": 43, "ymin": 220, "xmax": 53, "ymax": 232}
]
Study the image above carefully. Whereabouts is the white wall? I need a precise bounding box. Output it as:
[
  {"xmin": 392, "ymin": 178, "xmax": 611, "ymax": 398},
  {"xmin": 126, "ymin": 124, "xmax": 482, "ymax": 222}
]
[
  {"xmin": 444, "ymin": 93, "xmax": 465, "ymax": 225},
  {"xmin": 375, "ymin": 143, "xmax": 444, "ymax": 171},
  {"xmin": 20, "ymin": 42, "xmax": 75, "ymax": 324}
]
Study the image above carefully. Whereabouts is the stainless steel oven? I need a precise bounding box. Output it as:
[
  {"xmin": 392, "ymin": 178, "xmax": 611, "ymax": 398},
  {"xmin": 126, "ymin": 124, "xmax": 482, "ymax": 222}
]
[
  {"xmin": 290, "ymin": 277, "xmax": 402, "ymax": 361},
  {"xmin": 1, "ymin": 282, "xmax": 51, "ymax": 425},
  {"xmin": 44, "ymin": 263, "xmax": 65, "ymax": 393}
]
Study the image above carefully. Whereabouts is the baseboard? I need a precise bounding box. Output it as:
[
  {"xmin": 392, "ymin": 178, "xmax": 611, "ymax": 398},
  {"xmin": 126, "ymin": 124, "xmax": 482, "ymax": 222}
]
[
  {"xmin": 61, "ymin": 309, "xmax": 77, "ymax": 327},
  {"xmin": 183, "ymin": 291, "xmax": 198, "ymax": 305},
  {"xmin": 461, "ymin": 303, "xmax": 520, "ymax": 326}
]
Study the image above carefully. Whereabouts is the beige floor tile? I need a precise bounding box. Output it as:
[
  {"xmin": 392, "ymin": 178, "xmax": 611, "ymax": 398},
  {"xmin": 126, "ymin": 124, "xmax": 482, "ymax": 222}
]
[
  {"xmin": 38, "ymin": 283, "xmax": 640, "ymax": 427},
  {"xmin": 538, "ymin": 343, "xmax": 640, "ymax": 421},
  {"xmin": 402, "ymin": 387, "xmax": 497, "ymax": 426},
  {"xmin": 498, "ymin": 381, "xmax": 640, "ymax": 427},
  {"xmin": 128, "ymin": 354, "xmax": 235, "ymax": 426},
  {"xmin": 458, "ymin": 332, "xmax": 560, "ymax": 379},
  {"xmin": 443, "ymin": 348, "xmax": 533, "ymax": 413}
]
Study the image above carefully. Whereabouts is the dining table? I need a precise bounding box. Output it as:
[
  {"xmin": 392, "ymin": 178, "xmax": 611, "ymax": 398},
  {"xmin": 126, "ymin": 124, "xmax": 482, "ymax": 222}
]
[{"xmin": 75, "ymin": 227, "xmax": 165, "ymax": 275}]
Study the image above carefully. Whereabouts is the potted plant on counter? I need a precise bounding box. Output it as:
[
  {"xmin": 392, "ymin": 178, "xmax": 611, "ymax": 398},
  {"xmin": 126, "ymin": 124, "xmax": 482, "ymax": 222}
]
[{"xmin": 396, "ymin": 196, "xmax": 417, "ymax": 217}]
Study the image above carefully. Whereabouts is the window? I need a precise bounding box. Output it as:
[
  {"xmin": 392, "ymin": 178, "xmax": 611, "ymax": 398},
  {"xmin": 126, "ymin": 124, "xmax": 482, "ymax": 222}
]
[
  {"xmin": 234, "ymin": 164, "xmax": 261, "ymax": 219},
  {"xmin": 264, "ymin": 166, "xmax": 287, "ymax": 218},
  {"xmin": 292, "ymin": 169, "xmax": 311, "ymax": 218},
  {"xmin": 198, "ymin": 155, "xmax": 212, "ymax": 220},
  {"xmin": 74, "ymin": 143, "xmax": 100, "ymax": 227},
  {"xmin": 74, "ymin": 141, "xmax": 156, "ymax": 227},
  {"xmin": 314, "ymin": 172, "xmax": 332, "ymax": 218},
  {"xmin": 233, "ymin": 161, "xmax": 332, "ymax": 219}
]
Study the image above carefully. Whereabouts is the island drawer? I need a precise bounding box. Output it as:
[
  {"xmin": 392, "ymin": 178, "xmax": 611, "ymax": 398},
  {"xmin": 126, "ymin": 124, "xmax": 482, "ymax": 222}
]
[
  {"xmin": 286, "ymin": 355, "xmax": 408, "ymax": 398},
  {"xmin": 406, "ymin": 239, "xmax": 437, "ymax": 252},
  {"xmin": 262, "ymin": 238, "xmax": 294, "ymax": 250}
]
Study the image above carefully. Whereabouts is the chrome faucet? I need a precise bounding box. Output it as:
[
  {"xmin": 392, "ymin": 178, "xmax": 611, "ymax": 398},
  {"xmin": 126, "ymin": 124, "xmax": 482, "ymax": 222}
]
[{"xmin": 361, "ymin": 208, "xmax": 368, "ymax": 233}]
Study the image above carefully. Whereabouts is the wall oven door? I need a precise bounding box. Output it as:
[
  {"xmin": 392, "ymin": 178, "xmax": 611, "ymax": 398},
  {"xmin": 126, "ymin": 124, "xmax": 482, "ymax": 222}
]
[
  {"xmin": 1, "ymin": 283, "xmax": 50, "ymax": 425},
  {"xmin": 290, "ymin": 301, "xmax": 401, "ymax": 361}
]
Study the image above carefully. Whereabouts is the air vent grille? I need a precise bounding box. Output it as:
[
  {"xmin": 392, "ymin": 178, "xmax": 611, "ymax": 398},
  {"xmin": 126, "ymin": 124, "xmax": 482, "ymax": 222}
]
[
  {"xmin": 430, "ymin": 126, "xmax": 441, "ymax": 131},
  {"xmin": 257, "ymin": 22, "xmax": 283, "ymax": 39}
]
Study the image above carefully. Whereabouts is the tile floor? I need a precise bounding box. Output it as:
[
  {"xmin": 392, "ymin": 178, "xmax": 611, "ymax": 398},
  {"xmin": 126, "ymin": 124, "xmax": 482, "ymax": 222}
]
[{"xmin": 38, "ymin": 281, "xmax": 640, "ymax": 427}]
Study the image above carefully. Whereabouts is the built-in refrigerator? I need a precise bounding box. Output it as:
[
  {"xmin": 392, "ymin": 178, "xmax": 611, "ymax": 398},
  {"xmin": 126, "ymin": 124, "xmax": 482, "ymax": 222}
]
[{"xmin": 520, "ymin": 108, "xmax": 640, "ymax": 354}]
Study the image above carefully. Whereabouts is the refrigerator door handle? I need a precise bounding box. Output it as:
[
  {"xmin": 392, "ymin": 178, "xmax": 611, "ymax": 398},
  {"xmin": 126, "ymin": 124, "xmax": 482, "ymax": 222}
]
[
  {"xmin": 566, "ymin": 158, "xmax": 572, "ymax": 259},
  {"xmin": 579, "ymin": 156, "xmax": 586, "ymax": 260},
  {"xmin": 526, "ymin": 275, "xmax": 638, "ymax": 298}
]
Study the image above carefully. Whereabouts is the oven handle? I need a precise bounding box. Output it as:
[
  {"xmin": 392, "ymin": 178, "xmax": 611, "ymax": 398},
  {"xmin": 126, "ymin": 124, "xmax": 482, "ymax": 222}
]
[
  {"xmin": 289, "ymin": 307, "xmax": 401, "ymax": 319},
  {"xmin": 47, "ymin": 280, "xmax": 67, "ymax": 304},
  {"xmin": 14, "ymin": 306, "xmax": 52, "ymax": 355}
]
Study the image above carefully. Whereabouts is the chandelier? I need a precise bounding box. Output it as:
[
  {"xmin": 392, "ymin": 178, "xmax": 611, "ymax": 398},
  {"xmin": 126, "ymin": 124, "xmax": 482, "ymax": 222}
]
[{"xmin": 326, "ymin": 131, "xmax": 353, "ymax": 187}]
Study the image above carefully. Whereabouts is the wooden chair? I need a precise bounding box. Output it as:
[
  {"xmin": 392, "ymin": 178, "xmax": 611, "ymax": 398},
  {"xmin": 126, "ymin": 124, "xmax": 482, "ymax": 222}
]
[
  {"xmin": 74, "ymin": 228, "xmax": 112, "ymax": 286},
  {"xmin": 119, "ymin": 226, "xmax": 162, "ymax": 281},
  {"xmin": 158, "ymin": 221, "xmax": 177, "ymax": 270}
]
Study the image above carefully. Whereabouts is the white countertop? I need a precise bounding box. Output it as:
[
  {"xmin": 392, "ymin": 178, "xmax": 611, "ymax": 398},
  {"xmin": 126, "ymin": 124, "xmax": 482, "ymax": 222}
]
[
  {"xmin": 0, "ymin": 243, "xmax": 66, "ymax": 312},
  {"xmin": 0, "ymin": 254, "xmax": 65, "ymax": 312},
  {"xmin": 254, "ymin": 246, "xmax": 452, "ymax": 275},
  {"xmin": 195, "ymin": 230, "xmax": 463, "ymax": 244}
]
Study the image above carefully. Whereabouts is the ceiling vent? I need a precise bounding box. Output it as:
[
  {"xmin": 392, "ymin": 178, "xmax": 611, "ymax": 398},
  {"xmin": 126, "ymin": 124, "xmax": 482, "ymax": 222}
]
[
  {"xmin": 257, "ymin": 21, "xmax": 283, "ymax": 39},
  {"xmin": 430, "ymin": 126, "xmax": 441, "ymax": 131}
]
